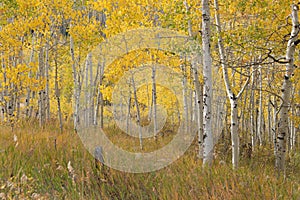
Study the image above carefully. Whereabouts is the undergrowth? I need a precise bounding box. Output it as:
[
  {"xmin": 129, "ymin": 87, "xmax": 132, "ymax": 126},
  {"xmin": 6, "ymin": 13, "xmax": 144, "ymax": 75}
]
[{"xmin": 0, "ymin": 121, "xmax": 299, "ymax": 199}]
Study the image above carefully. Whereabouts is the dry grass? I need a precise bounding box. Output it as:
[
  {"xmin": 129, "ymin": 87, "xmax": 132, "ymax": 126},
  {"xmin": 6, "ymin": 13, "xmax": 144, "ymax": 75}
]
[{"xmin": 0, "ymin": 121, "xmax": 299, "ymax": 199}]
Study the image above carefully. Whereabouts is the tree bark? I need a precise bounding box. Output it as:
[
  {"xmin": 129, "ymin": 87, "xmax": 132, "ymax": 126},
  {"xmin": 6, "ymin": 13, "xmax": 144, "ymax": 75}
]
[
  {"xmin": 38, "ymin": 46, "xmax": 45, "ymax": 127},
  {"xmin": 202, "ymin": 0, "xmax": 214, "ymax": 166},
  {"xmin": 214, "ymin": 0, "xmax": 250, "ymax": 168},
  {"xmin": 184, "ymin": 1, "xmax": 203, "ymax": 153},
  {"xmin": 131, "ymin": 74, "xmax": 143, "ymax": 150},
  {"xmin": 276, "ymin": 4, "xmax": 299, "ymax": 174},
  {"xmin": 70, "ymin": 29, "xmax": 82, "ymax": 130},
  {"xmin": 54, "ymin": 36, "xmax": 63, "ymax": 133},
  {"xmin": 152, "ymin": 65, "xmax": 158, "ymax": 138},
  {"xmin": 257, "ymin": 62, "xmax": 263, "ymax": 146}
]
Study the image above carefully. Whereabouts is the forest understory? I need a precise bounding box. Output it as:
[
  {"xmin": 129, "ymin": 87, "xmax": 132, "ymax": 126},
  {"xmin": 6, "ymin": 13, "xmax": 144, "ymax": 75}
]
[{"xmin": 0, "ymin": 120, "xmax": 299, "ymax": 200}]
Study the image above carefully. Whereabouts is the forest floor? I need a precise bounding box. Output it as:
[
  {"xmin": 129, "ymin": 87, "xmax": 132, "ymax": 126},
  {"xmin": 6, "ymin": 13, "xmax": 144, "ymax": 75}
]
[{"xmin": 0, "ymin": 121, "xmax": 299, "ymax": 200}]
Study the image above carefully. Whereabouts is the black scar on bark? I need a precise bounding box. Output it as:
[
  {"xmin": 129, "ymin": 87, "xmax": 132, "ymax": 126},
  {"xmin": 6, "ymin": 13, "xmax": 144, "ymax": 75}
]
[
  {"xmin": 230, "ymin": 93, "xmax": 237, "ymax": 100},
  {"xmin": 284, "ymin": 75, "xmax": 289, "ymax": 80},
  {"xmin": 294, "ymin": 39, "xmax": 300, "ymax": 46}
]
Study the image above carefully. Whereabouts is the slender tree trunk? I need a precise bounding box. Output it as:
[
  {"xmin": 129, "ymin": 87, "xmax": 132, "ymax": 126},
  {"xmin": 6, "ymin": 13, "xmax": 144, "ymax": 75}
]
[
  {"xmin": 214, "ymin": 0, "xmax": 250, "ymax": 168},
  {"xmin": 276, "ymin": 4, "xmax": 299, "ymax": 174},
  {"xmin": 152, "ymin": 65, "xmax": 158, "ymax": 138},
  {"xmin": 88, "ymin": 53, "xmax": 94, "ymax": 125},
  {"xmin": 94, "ymin": 62, "xmax": 104, "ymax": 127},
  {"xmin": 45, "ymin": 40, "xmax": 50, "ymax": 121},
  {"xmin": 184, "ymin": 1, "xmax": 202, "ymax": 146},
  {"xmin": 202, "ymin": 0, "xmax": 214, "ymax": 165},
  {"xmin": 250, "ymin": 67, "xmax": 257, "ymax": 150},
  {"xmin": 268, "ymin": 95, "xmax": 272, "ymax": 144},
  {"xmin": 70, "ymin": 31, "xmax": 81, "ymax": 130},
  {"xmin": 273, "ymin": 95, "xmax": 278, "ymax": 156},
  {"xmin": 193, "ymin": 64, "xmax": 203, "ymax": 159},
  {"xmin": 54, "ymin": 37, "xmax": 63, "ymax": 133},
  {"xmin": 38, "ymin": 46, "xmax": 45, "ymax": 127},
  {"xmin": 181, "ymin": 62, "xmax": 189, "ymax": 134},
  {"xmin": 25, "ymin": 34, "xmax": 35, "ymax": 118},
  {"xmin": 187, "ymin": 13, "xmax": 203, "ymax": 157},
  {"xmin": 257, "ymin": 62, "xmax": 263, "ymax": 146},
  {"xmin": 126, "ymin": 95, "xmax": 131, "ymax": 135},
  {"xmin": 131, "ymin": 75, "xmax": 143, "ymax": 150}
]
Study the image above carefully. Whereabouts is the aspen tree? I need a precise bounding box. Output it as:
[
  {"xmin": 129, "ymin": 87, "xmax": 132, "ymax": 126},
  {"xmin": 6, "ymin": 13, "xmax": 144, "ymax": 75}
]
[
  {"xmin": 214, "ymin": 0, "xmax": 250, "ymax": 168},
  {"xmin": 276, "ymin": 4, "xmax": 299, "ymax": 174},
  {"xmin": 202, "ymin": 0, "xmax": 214, "ymax": 165}
]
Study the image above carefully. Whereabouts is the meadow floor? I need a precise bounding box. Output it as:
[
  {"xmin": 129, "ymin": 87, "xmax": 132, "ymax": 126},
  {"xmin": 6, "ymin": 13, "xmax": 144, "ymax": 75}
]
[{"xmin": 0, "ymin": 121, "xmax": 299, "ymax": 199}]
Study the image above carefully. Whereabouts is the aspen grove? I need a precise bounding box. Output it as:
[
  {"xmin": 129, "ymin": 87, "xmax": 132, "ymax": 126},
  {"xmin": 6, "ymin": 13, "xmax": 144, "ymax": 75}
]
[{"xmin": 0, "ymin": 0, "xmax": 299, "ymax": 199}]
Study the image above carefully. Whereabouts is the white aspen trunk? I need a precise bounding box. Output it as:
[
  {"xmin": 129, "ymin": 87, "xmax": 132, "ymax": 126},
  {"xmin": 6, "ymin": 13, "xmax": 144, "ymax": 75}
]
[
  {"xmin": 193, "ymin": 91, "xmax": 197, "ymax": 122},
  {"xmin": 290, "ymin": 88, "xmax": 296, "ymax": 150},
  {"xmin": 250, "ymin": 67, "xmax": 257, "ymax": 150},
  {"xmin": 202, "ymin": 0, "xmax": 214, "ymax": 165},
  {"xmin": 16, "ymin": 37, "xmax": 24, "ymax": 120},
  {"xmin": 0, "ymin": 52, "xmax": 7, "ymax": 122},
  {"xmin": 89, "ymin": 53, "xmax": 94, "ymax": 125},
  {"xmin": 181, "ymin": 63, "xmax": 189, "ymax": 134},
  {"xmin": 230, "ymin": 99, "xmax": 239, "ymax": 168},
  {"xmin": 26, "ymin": 34, "xmax": 35, "ymax": 118},
  {"xmin": 45, "ymin": 40, "xmax": 50, "ymax": 121},
  {"xmin": 241, "ymin": 97, "xmax": 246, "ymax": 134},
  {"xmin": 276, "ymin": 4, "xmax": 299, "ymax": 173},
  {"xmin": 257, "ymin": 62, "xmax": 263, "ymax": 146},
  {"xmin": 94, "ymin": 10, "xmax": 107, "ymax": 127},
  {"xmin": 147, "ymin": 84, "xmax": 152, "ymax": 122},
  {"xmin": 15, "ymin": 93, "xmax": 20, "ymax": 121},
  {"xmin": 84, "ymin": 53, "xmax": 92, "ymax": 126},
  {"xmin": 185, "ymin": 1, "xmax": 203, "ymax": 154},
  {"xmin": 70, "ymin": 32, "xmax": 81, "ymax": 130},
  {"xmin": 268, "ymin": 95, "xmax": 272, "ymax": 144},
  {"xmin": 126, "ymin": 95, "xmax": 131, "ymax": 135},
  {"xmin": 131, "ymin": 75, "xmax": 143, "ymax": 150},
  {"xmin": 94, "ymin": 62, "xmax": 104, "ymax": 127},
  {"xmin": 193, "ymin": 59, "xmax": 203, "ymax": 159},
  {"xmin": 3, "ymin": 54, "xmax": 8, "ymax": 121},
  {"xmin": 189, "ymin": 87, "xmax": 194, "ymax": 126},
  {"xmin": 214, "ymin": 0, "xmax": 250, "ymax": 168},
  {"xmin": 38, "ymin": 46, "xmax": 45, "ymax": 127},
  {"xmin": 9, "ymin": 55, "xmax": 17, "ymax": 129},
  {"xmin": 94, "ymin": 87, "xmax": 100, "ymax": 125},
  {"xmin": 99, "ymin": 88, "xmax": 104, "ymax": 128},
  {"xmin": 152, "ymin": 65, "xmax": 158, "ymax": 138},
  {"xmin": 54, "ymin": 37, "xmax": 63, "ymax": 133},
  {"xmin": 214, "ymin": 0, "xmax": 235, "ymax": 166},
  {"xmin": 273, "ymin": 95, "xmax": 278, "ymax": 156}
]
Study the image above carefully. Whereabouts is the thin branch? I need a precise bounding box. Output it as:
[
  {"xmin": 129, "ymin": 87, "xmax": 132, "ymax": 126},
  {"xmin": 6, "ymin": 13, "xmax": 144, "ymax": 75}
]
[
  {"xmin": 236, "ymin": 76, "xmax": 250, "ymax": 99},
  {"xmin": 267, "ymin": 54, "xmax": 289, "ymax": 64}
]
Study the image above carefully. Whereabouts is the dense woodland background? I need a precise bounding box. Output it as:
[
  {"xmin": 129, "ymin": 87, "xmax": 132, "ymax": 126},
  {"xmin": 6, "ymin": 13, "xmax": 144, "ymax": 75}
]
[{"xmin": 0, "ymin": 0, "xmax": 299, "ymax": 199}]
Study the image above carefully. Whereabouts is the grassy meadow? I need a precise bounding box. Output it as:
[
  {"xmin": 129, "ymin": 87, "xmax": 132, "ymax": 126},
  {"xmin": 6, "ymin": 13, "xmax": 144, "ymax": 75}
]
[{"xmin": 0, "ymin": 121, "xmax": 299, "ymax": 200}]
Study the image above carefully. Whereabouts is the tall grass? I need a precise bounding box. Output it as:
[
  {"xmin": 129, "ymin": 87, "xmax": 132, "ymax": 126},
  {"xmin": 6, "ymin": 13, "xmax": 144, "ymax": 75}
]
[{"xmin": 0, "ymin": 121, "xmax": 299, "ymax": 199}]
